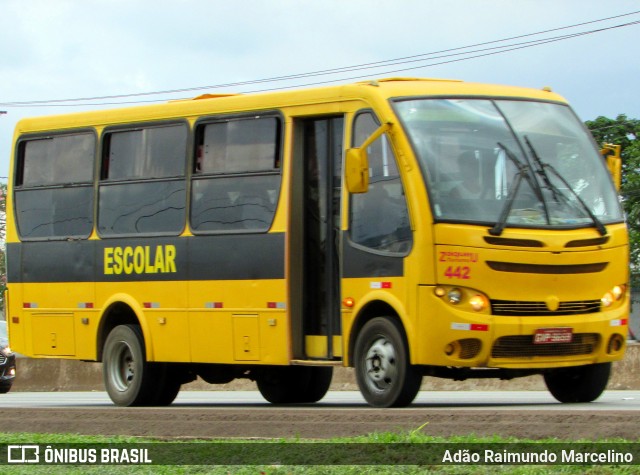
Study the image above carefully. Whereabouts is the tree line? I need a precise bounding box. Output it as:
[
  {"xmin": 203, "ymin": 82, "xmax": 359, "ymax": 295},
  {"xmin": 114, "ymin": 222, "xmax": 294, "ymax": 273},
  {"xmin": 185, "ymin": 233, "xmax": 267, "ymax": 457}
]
[{"xmin": 586, "ymin": 115, "xmax": 640, "ymax": 280}]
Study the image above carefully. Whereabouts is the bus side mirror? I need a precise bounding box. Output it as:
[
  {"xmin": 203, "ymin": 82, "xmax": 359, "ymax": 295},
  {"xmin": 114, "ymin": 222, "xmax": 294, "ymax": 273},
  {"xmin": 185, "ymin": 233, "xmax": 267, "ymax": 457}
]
[
  {"xmin": 345, "ymin": 121, "xmax": 392, "ymax": 194},
  {"xmin": 345, "ymin": 148, "xmax": 369, "ymax": 194},
  {"xmin": 601, "ymin": 143, "xmax": 621, "ymax": 190}
]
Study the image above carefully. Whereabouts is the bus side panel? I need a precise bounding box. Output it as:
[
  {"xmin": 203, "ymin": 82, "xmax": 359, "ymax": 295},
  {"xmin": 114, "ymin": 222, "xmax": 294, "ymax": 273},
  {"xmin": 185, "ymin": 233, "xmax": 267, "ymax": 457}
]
[
  {"xmin": 187, "ymin": 233, "xmax": 289, "ymax": 364},
  {"xmin": 188, "ymin": 280, "xmax": 288, "ymax": 364},
  {"xmin": 6, "ymin": 241, "xmax": 97, "ymax": 359}
]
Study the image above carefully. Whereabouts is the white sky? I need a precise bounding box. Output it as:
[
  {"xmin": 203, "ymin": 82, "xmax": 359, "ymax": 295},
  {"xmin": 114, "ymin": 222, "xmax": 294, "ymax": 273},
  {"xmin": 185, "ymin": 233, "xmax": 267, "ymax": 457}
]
[{"xmin": 0, "ymin": 0, "xmax": 639, "ymax": 181}]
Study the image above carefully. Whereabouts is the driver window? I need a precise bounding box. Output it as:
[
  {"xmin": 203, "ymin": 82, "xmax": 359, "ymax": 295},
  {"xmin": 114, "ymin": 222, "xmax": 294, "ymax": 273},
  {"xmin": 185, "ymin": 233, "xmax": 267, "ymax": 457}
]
[{"xmin": 349, "ymin": 112, "xmax": 412, "ymax": 254}]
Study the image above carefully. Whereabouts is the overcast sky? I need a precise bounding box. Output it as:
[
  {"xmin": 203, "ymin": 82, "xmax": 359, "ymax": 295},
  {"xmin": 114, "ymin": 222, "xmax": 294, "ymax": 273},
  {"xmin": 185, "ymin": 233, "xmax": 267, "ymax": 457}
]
[{"xmin": 0, "ymin": 0, "xmax": 638, "ymax": 180}]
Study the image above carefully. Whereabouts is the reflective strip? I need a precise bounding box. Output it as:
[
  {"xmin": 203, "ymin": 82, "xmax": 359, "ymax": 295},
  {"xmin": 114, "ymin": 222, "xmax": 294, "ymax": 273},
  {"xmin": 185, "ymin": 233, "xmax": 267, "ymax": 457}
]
[
  {"xmin": 610, "ymin": 319, "xmax": 628, "ymax": 326},
  {"xmin": 451, "ymin": 322, "xmax": 489, "ymax": 332},
  {"xmin": 370, "ymin": 281, "xmax": 392, "ymax": 289}
]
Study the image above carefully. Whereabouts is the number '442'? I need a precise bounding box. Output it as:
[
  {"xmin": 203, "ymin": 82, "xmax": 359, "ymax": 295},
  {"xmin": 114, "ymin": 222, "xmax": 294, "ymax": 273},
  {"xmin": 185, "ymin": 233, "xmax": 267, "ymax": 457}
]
[{"xmin": 444, "ymin": 266, "xmax": 471, "ymax": 279}]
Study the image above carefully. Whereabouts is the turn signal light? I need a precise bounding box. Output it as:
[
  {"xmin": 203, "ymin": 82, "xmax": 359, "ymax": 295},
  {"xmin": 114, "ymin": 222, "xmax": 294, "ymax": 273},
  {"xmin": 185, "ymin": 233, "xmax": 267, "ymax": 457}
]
[
  {"xmin": 469, "ymin": 294, "xmax": 489, "ymax": 312},
  {"xmin": 612, "ymin": 285, "xmax": 625, "ymax": 301},
  {"xmin": 342, "ymin": 297, "xmax": 355, "ymax": 308},
  {"xmin": 602, "ymin": 284, "xmax": 626, "ymax": 307}
]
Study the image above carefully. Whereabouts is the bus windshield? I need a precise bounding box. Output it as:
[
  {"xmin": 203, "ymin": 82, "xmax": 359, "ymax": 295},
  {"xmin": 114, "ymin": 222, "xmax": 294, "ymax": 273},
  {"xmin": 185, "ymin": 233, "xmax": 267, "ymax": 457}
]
[{"xmin": 394, "ymin": 99, "xmax": 623, "ymax": 232}]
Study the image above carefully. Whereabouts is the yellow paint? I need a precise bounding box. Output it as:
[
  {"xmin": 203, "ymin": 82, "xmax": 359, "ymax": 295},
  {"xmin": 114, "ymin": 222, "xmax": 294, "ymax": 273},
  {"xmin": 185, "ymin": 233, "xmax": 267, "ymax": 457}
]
[{"xmin": 5, "ymin": 78, "xmax": 628, "ymax": 379}]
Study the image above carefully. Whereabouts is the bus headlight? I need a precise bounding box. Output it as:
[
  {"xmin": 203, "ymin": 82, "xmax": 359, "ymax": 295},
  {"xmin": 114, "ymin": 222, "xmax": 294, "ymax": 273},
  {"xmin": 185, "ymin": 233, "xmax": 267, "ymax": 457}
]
[
  {"xmin": 602, "ymin": 284, "xmax": 626, "ymax": 307},
  {"xmin": 447, "ymin": 288, "xmax": 463, "ymax": 305},
  {"xmin": 434, "ymin": 286, "xmax": 490, "ymax": 313},
  {"xmin": 612, "ymin": 285, "xmax": 625, "ymax": 301},
  {"xmin": 469, "ymin": 294, "xmax": 489, "ymax": 312}
]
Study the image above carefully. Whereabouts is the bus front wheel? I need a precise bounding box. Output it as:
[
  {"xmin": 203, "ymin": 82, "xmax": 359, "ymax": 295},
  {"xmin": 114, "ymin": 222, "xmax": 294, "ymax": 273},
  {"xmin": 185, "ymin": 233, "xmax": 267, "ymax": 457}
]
[
  {"xmin": 354, "ymin": 317, "xmax": 422, "ymax": 408},
  {"xmin": 543, "ymin": 362, "xmax": 611, "ymax": 403},
  {"xmin": 103, "ymin": 324, "xmax": 160, "ymax": 407}
]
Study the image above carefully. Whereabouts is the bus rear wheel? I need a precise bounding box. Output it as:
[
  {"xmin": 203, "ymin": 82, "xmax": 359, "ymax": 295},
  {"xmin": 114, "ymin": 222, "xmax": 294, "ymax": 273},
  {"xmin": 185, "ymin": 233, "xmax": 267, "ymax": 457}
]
[
  {"xmin": 149, "ymin": 363, "xmax": 182, "ymax": 406},
  {"xmin": 354, "ymin": 317, "xmax": 422, "ymax": 408},
  {"xmin": 257, "ymin": 366, "xmax": 333, "ymax": 404},
  {"xmin": 543, "ymin": 362, "xmax": 611, "ymax": 403},
  {"xmin": 103, "ymin": 324, "xmax": 166, "ymax": 407}
]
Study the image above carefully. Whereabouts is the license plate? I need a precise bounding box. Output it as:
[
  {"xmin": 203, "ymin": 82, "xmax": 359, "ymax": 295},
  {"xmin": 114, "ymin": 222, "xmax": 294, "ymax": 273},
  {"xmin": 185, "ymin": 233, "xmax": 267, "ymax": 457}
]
[{"xmin": 533, "ymin": 327, "xmax": 573, "ymax": 344}]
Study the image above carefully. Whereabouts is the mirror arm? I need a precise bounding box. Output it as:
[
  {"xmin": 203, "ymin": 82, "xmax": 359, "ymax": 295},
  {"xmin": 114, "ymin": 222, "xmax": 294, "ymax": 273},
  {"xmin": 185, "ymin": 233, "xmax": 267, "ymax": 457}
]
[{"xmin": 360, "ymin": 122, "xmax": 392, "ymax": 150}]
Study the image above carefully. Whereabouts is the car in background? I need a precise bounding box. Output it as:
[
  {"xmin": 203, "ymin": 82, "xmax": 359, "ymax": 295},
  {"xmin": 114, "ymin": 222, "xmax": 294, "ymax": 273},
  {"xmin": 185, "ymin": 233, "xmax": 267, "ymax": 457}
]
[{"xmin": 0, "ymin": 320, "xmax": 16, "ymax": 393}]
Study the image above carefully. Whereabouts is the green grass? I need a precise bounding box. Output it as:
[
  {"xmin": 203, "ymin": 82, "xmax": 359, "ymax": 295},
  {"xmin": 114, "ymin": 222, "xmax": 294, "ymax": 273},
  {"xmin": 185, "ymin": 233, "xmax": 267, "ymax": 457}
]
[{"xmin": 0, "ymin": 431, "xmax": 637, "ymax": 475}]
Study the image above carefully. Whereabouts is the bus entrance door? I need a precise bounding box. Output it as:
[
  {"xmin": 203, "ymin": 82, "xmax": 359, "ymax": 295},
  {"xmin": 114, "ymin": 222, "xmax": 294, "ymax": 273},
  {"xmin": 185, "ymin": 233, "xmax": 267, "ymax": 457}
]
[{"xmin": 290, "ymin": 116, "xmax": 344, "ymax": 360}]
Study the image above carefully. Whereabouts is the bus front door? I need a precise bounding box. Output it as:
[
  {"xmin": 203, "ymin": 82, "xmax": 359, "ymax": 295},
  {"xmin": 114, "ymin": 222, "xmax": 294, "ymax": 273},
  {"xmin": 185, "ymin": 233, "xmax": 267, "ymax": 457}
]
[{"xmin": 290, "ymin": 116, "xmax": 344, "ymax": 360}]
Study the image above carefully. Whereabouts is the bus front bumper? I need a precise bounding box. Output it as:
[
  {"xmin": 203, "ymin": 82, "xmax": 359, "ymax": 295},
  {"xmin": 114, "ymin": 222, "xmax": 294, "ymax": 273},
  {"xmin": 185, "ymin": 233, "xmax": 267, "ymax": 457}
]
[{"xmin": 416, "ymin": 286, "xmax": 628, "ymax": 370}]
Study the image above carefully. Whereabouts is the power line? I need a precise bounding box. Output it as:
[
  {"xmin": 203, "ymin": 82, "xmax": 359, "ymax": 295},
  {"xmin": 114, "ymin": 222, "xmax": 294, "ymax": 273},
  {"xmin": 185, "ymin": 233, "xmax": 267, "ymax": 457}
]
[{"xmin": 1, "ymin": 11, "xmax": 639, "ymax": 108}]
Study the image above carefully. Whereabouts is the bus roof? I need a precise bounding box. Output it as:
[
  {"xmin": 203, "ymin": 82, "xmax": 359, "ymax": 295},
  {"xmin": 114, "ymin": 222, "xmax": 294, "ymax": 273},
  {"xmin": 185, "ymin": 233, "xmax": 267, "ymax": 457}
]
[{"xmin": 14, "ymin": 77, "xmax": 568, "ymax": 133}]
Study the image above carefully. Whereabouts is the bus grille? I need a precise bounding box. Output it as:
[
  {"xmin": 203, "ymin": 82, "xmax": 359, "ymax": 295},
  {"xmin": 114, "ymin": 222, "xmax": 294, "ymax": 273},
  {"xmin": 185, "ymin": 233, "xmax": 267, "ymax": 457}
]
[
  {"xmin": 491, "ymin": 333, "xmax": 599, "ymax": 358},
  {"xmin": 491, "ymin": 299, "xmax": 601, "ymax": 316}
]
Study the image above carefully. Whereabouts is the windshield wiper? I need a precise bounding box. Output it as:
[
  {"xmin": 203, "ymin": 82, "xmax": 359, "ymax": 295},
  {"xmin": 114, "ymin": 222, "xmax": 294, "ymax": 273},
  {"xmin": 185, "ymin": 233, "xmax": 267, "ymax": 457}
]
[
  {"xmin": 489, "ymin": 143, "xmax": 535, "ymax": 236},
  {"xmin": 524, "ymin": 136, "xmax": 607, "ymax": 236},
  {"xmin": 524, "ymin": 136, "xmax": 560, "ymax": 203}
]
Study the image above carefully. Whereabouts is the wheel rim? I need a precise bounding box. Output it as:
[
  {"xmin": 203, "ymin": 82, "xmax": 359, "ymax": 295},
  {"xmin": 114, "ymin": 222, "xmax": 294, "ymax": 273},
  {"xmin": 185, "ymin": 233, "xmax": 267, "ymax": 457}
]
[
  {"xmin": 108, "ymin": 341, "xmax": 136, "ymax": 392},
  {"xmin": 363, "ymin": 337, "xmax": 397, "ymax": 393}
]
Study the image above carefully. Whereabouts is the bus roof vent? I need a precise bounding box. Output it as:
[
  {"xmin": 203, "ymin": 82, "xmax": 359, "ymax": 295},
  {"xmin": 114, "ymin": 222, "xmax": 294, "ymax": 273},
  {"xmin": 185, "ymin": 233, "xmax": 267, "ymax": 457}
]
[
  {"xmin": 191, "ymin": 93, "xmax": 241, "ymax": 100},
  {"xmin": 170, "ymin": 93, "xmax": 240, "ymax": 103},
  {"xmin": 359, "ymin": 77, "xmax": 463, "ymax": 86}
]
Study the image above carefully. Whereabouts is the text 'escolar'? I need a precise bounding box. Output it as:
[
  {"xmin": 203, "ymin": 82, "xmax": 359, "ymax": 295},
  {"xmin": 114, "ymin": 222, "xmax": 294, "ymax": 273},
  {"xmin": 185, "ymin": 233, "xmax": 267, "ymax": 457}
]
[{"xmin": 104, "ymin": 245, "xmax": 177, "ymax": 275}]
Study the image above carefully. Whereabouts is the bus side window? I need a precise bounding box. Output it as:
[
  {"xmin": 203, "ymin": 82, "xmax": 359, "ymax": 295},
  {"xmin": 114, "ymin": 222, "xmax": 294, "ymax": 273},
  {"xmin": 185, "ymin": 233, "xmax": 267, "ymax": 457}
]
[
  {"xmin": 349, "ymin": 112, "xmax": 412, "ymax": 254},
  {"xmin": 98, "ymin": 123, "xmax": 187, "ymax": 236},
  {"xmin": 190, "ymin": 116, "xmax": 281, "ymax": 233},
  {"xmin": 14, "ymin": 133, "xmax": 95, "ymax": 240}
]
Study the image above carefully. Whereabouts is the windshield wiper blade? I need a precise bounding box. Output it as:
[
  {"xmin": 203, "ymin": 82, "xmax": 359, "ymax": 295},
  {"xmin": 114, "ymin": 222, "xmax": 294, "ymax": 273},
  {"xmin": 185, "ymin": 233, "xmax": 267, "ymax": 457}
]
[
  {"xmin": 524, "ymin": 136, "xmax": 607, "ymax": 236},
  {"xmin": 524, "ymin": 136, "xmax": 560, "ymax": 203},
  {"xmin": 489, "ymin": 166, "xmax": 525, "ymax": 236},
  {"xmin": 489, "ymin": 143, "xmax": 534, "ymax": 236}
]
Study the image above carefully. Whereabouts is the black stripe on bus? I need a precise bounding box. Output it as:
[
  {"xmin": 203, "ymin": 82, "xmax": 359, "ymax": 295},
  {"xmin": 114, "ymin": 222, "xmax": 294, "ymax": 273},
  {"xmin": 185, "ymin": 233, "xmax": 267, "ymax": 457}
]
[
  {"xmin": 6, "ymin": 233, "xmax": 286, "ymax": 283},
  {"xmin": 6, "ymin": 233, "xmax": 404, "ymax": 284}
]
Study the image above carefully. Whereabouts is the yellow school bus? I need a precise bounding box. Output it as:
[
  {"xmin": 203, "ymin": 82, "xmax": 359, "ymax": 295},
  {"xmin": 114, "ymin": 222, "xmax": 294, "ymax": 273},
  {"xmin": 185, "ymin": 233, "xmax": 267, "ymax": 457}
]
[{"xmin": 5, "ymin": 78, "xmax": 628, "ymax": 407}]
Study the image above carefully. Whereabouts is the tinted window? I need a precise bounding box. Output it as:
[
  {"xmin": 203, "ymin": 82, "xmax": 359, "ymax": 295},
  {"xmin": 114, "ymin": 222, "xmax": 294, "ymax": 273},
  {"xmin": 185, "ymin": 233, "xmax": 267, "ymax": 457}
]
[
  {"xmin": 191, "ymin": 175, "xmax": 279, "ymax": 232},
  {"xmin": 191, "ymin": 116, "xmax": 281, "ymax": 233},
  {"xmin": 196, "ymin": 117, "xmax": 279, "ymax": 174},
  {"xmin": 98, "ymin": 123, "xmax": 187, "ymax": 236},
  {"xmin": 20, "ymin": 133, "xmax": 94, "ymax": 186},
  {"xmin": 98, "ymin": 181, "xmax": 185, "ymax": 235},
  {"xmin": 15, "ymin": 132, "xmax": 95, "ymax": 240},
  {"xmin": 349, "ymin": 113, "xmax": 412, "ymax": 253},
  {"xmin": 15, "ymin": 187, "xmax": 93, "ymax": 239},
  {"xmin": 104, "ymin": 124, "xmax": 186, "ymax": 180}
]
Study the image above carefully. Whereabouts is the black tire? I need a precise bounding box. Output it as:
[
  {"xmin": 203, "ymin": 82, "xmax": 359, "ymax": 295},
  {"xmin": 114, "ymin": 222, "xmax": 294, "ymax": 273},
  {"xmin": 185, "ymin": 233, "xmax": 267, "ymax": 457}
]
[
  {"xmin": 0, "ymin": 385, "xmax": 11, "ymax": 394},
  {"xmin": 544, "ymin": 362, "xmax": 611, "ymax": 403},
  {"xmin": 257, "ymin": 366, "xmax": 333, "ymax": 404},
  {"xmin": 149, "ymin": 363, "xmax": 181, "ymax": 406},
  {"xmin": 354, "ymin": 317, "xmax": 422, "ymax": 408},
  {"xmin": 299, "ymin": 366, "xmax": 333, "ymax": 403},
  {"xmin": 102, "ymin": 324, "xmax": 157, "ymax": 407}
]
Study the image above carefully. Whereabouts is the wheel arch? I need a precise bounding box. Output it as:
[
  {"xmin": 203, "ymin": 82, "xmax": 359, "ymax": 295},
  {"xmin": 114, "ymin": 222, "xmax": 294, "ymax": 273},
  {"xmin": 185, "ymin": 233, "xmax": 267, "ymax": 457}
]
[
  {"xmin": 96, "ymin": 294, "xmax": 152, "ymax": 362},
  {"xmin": 346, "ymin": 295, "xmax": 413, "ymax": 367}
]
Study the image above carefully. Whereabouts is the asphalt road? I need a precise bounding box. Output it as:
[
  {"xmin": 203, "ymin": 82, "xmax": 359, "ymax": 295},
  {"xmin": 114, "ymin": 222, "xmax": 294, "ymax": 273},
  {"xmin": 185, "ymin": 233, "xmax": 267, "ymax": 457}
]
[
  {"xmin": 0, "ymin": 390, "xmax": 639, "ymax": 440},
  {"xmin": 1, "ymin": 390, "xmax": 640, "ymax": 410}
]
